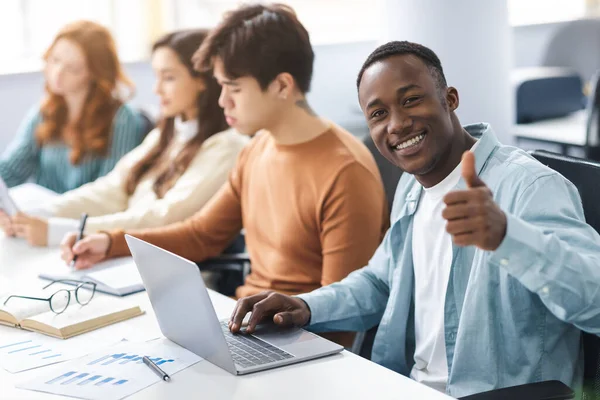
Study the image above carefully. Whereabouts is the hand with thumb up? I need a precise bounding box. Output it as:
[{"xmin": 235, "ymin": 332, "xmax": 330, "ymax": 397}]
[{"xmin": 442, "ymin": 151, "xmax": 507, "ymax": 251}]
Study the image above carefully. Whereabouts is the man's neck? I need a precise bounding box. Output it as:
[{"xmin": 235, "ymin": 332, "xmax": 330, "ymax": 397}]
[
  {"xmin": 267, "ymin": 99, "xmax": 329, "ymax": 146},
  {"xmin": 417, "ymin": 121, "xmax": 477, "ymax": 188}
]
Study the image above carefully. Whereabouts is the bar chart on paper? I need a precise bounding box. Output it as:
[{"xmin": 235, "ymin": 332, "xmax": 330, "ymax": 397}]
[
  {"xmin": 0, "ymin": 328, "xmax": 120, "ymax": 373},
  {"xmin": 0, "ymin": 334, "xmax": 69, "ymax": 373},
  {"xmin": 18, "ymin": 339, "xmax": 202, "ymax": 400}
]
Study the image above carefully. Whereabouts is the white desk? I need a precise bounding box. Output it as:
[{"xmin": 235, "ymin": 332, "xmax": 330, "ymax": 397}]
[
  {"xmin": 0, "ymin": 235, "xmax": 453, "ymax": 399},
  {"xmin": 514, "ymin": 110, "xmax": 587, "ymax": 154}
]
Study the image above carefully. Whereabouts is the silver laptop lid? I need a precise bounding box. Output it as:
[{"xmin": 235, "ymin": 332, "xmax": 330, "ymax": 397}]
[{"xmin": 125, "ymin": 235, "xmax": 237, "ymax": 374}]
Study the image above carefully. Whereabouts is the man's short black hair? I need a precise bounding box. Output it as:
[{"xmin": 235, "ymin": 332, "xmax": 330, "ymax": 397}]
[
  {"xmin": 193, "ymin": 3, "xmax": 314, "ymax": 94},
  {"xmin": 357, "ymin": 41, "xmax": 447, "ymax": 91}
]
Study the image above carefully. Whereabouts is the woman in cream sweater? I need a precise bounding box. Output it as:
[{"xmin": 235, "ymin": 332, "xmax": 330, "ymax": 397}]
[{"xmin": 1, "ymin": 29, "xmax": 248, "ymax": 246}]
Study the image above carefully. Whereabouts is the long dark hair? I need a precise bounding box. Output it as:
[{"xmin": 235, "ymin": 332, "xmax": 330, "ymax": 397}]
[{"xmin": 126, "ymin": 29, "xmax": 228, "ymax": 198}]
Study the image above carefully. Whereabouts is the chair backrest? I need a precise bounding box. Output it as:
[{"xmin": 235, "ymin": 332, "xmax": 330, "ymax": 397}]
[
  {"xmin": 585, "ymin": 70, "xmax": 600, "ymax": 161},
  {"xmin": 529, "ymin": 150, "xmax": 600, "ymax": 398},
  {"xmin": 138, "ymin": 108, "xmax": 156, "ymax": 138},
  {"xmin": 351, "ymin": 135, "xmax": 402, "ymax": 358},
  {"xmin": 362, "ymin": 134, "xmax": 403, "ymax": 211}
]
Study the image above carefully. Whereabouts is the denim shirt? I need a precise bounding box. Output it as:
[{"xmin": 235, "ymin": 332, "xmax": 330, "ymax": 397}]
[{"xmin": 298, "ymin": 123, "xmax": 600, "ymax": 398}]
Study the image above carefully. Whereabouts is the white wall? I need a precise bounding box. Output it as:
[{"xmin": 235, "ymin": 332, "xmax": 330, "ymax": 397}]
[
  {"xmin": 512, "ymin": 22, "xmax": 566, "ymax": 68},
  {"xmin": 380, "ymin": 0, "xmax": 513, "ymax": 144}
]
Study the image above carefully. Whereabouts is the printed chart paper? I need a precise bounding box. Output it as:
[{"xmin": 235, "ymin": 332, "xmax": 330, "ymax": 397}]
[
  {"xmin": 0, "ymin": 326, "xmax": 123, "ymax": 373},
  {"xmin": 18, "ymin": 338, "xmax": 203, "ymax": 400}
]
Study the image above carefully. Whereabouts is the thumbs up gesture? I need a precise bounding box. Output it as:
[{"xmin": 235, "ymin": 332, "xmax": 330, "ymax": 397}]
[{"xmin": 442, "ymin": 151, "xmax": 507, "ymax": 251}]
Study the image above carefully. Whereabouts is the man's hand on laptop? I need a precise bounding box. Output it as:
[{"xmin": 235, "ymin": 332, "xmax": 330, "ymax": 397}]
[
  {"xmin": 60, "ymin": 232, "xmax": 111, "ymax": 270},
  {"xmin": 229, "ymin": 292, "xmax": 311, "ymax": 334}
]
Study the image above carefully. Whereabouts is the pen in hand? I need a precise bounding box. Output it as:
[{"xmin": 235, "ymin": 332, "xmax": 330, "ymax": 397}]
[
  {"xmin": 143, "ymin": 356, "xmax": 171, "ymax": 382},
  {"xmin": 70, "ymin": 213, "xmax": 88, "ymax": 269}
]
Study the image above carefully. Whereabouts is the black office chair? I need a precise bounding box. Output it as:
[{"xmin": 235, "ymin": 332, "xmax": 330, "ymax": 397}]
[
  {"xmin": 585, "ymin": 70, "xmax": 600, "ymax": 161},
  {"xmin": 196, "ymin": 233, "xmax": 250, "ymax": 297},
  {"xmin": 362, "ymin": 133, "xmax": 404, "ymax": 212},
  {"xmin": 350, "ymin": 135, "xmax": 403, "ymax": 357},
  {"xmin": 461, "ymin": 149, "xmax": 600, "ymax": 400},
  {"xmin": 137, "ymin": 107, "xmax": 156, "ymax": 138}
]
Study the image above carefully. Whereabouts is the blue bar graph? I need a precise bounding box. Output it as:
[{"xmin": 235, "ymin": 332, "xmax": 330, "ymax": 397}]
[
  {"xmin": 100, "ymin": 353, "xmax": 126, "ymax": 365},
  {"xmin": 0, "ymin": 340, "xmax": 32, "ymax": 349},
  {"xmin": 78, "ymin": 375, "xmax": 101, "ymax": 386},
  {"xmin": 61, "ymin": 373, "xmax": 89, "ymax": 385},
  {"xmin": 95, "ymin": 377, "xmax": 115, "ymax": 386},
  {"xmin": 1, "ymin": 339, "xmax": 63, "ymax": 362},
  {"xmin": 118, "ymin": 354, "xmax": 138, "ymax": 364},
  {"xmin": 30, "ymin": 349, "xmax": 51, "ymax": 356},
  {"xmin": 46, "ymin": 371, "xmax": 76, "ymax": 385},
  {"xmin": 87, "ymin": 354, "xmax": 111, "ymax": 365},
  {"xmin": 42, "ymin": 354, "xmax": 62, "ymax": 359},
  {"xmin": 8, "ymin": 344, "xmax": 41, "ymax": 354},
  {"xmin": 46, "ymin": 371, "xmax": 131, "ymax": 387}
]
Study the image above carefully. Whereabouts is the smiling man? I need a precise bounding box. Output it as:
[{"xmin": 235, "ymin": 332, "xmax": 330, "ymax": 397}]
[
  {"xmin": 228, "ymin": 41, "xmax": 600, "ymax": 397},
  {"xmin": 59, "ymin": 3, "xmax": 388, "ymax": 346}
]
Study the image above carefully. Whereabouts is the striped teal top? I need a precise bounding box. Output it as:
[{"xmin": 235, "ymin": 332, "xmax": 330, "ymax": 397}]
[{"xmin": 0, "ymin": 104, "xmax": 145, "ymax": 194}]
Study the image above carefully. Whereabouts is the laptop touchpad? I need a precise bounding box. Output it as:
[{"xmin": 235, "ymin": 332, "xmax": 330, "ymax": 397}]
[{"xmin": 251, "ymin": 325, "xmax": 318, "ymax": 347}]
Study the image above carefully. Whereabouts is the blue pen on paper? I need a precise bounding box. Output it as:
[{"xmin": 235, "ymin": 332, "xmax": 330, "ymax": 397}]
[
  {"xmin": 70, "ymin": 213, "xmax": 88, "ymax": 269},
  {"xmin": 142, "ymin": 356, "xmax": 170, "ymax": 382}
]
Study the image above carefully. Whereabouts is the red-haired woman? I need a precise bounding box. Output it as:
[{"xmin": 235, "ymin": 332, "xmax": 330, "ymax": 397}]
[
  {"xmin": 0, "ymin": 20, "xmax": 145, "ymax": 194},
  {"xmin": 3, "ymin": 29, "xmax": 248, "ymax": 247}
]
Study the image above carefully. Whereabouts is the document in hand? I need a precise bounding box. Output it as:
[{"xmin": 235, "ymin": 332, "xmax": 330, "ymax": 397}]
[
  {"xmin": 0, "ymin": 177, "xmax": 18, "ymax": 216},
  {"xmin": 5, "ymin": 182, "xmax": 58, "ymax": 214},
  {"xmin": 39, "ymin": 257, "xmax": 145, "ymax": 297},
  {"xmin": 0, "ymin": 295, "xmax": 143, "ymax": 340}
]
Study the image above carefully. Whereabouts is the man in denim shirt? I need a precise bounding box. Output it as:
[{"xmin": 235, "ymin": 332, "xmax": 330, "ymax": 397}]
[{"xmin": 228, "ymin": 41, "xmax": 600, "ymax": 397}]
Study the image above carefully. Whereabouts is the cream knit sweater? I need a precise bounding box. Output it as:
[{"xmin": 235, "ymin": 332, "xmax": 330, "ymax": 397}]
[{"xmin": 41, "ymin": 117, "xmax": 248, "ymax": 246}]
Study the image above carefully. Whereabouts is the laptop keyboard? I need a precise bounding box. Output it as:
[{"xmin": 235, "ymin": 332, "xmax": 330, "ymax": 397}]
[{"xmin": 220, "ymin": 322, "xmax": 294, "ymax": 368}]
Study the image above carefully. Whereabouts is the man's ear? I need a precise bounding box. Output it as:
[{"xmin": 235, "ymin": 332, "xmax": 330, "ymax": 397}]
[
  {"xmin": 445, "ymin": 87, "xmax": 460, "ymax": 111},
  {"xmin": 269, "ymin": 72, "xmax": 295, "ymax": 100}
]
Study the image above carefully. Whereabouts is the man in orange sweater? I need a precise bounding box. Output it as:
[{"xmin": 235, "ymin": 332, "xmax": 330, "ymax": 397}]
[{"xmin": 60, "ymin": 4, "xmax": 388, "ymax": 335}]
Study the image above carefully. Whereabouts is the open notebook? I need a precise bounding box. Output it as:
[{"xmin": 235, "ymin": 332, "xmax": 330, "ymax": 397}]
[
  {"xmin": 39, "ymin": 257, "xmax": 145, "ymax": 297},
  {"xmin": 0, "ymin": 295, "xmax": 143, "ymax": 339}
]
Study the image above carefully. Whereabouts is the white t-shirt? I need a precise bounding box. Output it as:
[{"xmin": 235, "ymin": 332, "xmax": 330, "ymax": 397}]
[{"xmin": 409, "ymin": 146, "xmax": 477, "ymax": 392}]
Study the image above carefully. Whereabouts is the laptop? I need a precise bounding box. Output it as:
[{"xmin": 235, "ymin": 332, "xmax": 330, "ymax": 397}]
[{"xmin": 125, "ymin": 235, "xmax": 343, "ymax": 375}]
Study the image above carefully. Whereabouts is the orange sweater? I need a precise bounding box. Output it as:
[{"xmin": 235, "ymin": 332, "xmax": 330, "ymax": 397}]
[{"xmin": 107, "ymin": 123, "xmax": 389, "ymax": 298}]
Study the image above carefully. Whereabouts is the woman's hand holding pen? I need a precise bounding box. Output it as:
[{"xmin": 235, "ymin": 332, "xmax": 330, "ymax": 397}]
[{"xmin": 60, "ymin": 232, "xmax": 111, "ymax": 270}]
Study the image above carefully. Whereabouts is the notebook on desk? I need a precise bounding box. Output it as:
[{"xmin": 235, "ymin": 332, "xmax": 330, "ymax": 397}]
[
  {"xmin": 39, "ymin": 257, "xmax": 146, "ymax": 297},
  {"xmin": 0, "ymin": 296, "xmax": 143, "ymax": 339}
]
